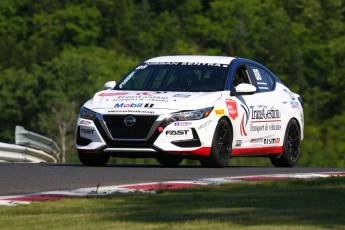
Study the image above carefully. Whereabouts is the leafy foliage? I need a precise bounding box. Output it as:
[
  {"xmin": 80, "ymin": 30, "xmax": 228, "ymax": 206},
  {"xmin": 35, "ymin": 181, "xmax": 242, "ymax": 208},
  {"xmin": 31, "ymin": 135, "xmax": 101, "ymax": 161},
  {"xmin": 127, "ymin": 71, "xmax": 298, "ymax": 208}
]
[{"xmin": 0, "ymin": 0, "xmax": 344, "ymax": 165}]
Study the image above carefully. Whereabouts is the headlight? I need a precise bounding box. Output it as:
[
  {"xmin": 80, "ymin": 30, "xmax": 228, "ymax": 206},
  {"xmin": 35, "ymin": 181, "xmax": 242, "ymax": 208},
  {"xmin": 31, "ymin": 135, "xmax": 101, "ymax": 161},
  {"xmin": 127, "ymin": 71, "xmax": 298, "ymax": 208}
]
[
  {"xmin": 80, "ymin": 107, "xmax": 96, "ymax": 120},
  {"xmin": 170, "ymin": 107, "xmax": 213, "ymax": 121}
]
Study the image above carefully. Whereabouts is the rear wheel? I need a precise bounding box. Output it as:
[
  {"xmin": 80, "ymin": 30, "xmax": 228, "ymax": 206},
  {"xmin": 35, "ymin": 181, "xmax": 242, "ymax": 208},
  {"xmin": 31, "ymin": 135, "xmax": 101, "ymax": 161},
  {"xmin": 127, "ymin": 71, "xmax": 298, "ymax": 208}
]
[
  {"xmin": 270, "ymin": 119, "xmax": 301, "ymax": 167},
  {"xmin": 78, "ymin": 152, "xmax": 110, "ymax": 166},
  {"xmin": 200, "ymin": 118, "xmax": 232, "ymax": 168},
  {"xmin": 156, "ymin": 155, "xmax": 183, "ymax": 167}
]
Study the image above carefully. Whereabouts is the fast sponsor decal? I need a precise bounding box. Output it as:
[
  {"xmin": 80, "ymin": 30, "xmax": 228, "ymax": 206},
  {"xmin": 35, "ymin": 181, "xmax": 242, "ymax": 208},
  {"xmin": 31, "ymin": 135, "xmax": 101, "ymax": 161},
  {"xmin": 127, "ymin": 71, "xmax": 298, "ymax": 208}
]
[
  {"xmin": 80, "ymin": 128, "xmax": 96, "ymax": 139},
  {"xmin": 80, "ymin": 128, "xmax": 94, "ymax": 134},
  {"xmin": 226, "ymin": 100, "xmax": 238, "ymax": 120},
  {"xmin": 166, "ymin": 130, "xmax": 190, "ymax": 135},
  {"xmin": 215, "ymin": 109, "xmax": 225, "ymax": 116},
  {"xmin": 174, "ymin": 121, "xmax": 192, "ymax": 126},
  {"xmin": 264, "ymin": 138, "xmax": 280, "ymax": 145},
  {"xmin": 114, "ymin": 103, "xmax": 154, "ymax": 108},
  {"xmin": 198, "ymin": 120, "xmax": 212, "ymax": 131}
]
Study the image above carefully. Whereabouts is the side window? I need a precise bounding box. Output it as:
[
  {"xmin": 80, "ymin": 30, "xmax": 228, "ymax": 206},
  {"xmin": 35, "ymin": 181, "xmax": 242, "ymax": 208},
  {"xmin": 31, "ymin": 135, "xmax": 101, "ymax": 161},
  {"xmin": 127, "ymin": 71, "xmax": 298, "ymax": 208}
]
[
  {"xmin": 233, "ymin": 65, "xmax": 252, "ymax": 87},
  {"xmin": 249, "ymin": 66, "xmax": 274, "ymax": 92}
]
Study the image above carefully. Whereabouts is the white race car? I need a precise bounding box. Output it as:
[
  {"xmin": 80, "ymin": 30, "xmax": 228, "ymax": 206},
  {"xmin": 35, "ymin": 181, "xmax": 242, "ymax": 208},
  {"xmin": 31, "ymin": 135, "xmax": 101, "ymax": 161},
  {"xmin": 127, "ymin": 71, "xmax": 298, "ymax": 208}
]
[{"xmin": 76, "ymin": 56, "xmax": 304, "ymax": 167}]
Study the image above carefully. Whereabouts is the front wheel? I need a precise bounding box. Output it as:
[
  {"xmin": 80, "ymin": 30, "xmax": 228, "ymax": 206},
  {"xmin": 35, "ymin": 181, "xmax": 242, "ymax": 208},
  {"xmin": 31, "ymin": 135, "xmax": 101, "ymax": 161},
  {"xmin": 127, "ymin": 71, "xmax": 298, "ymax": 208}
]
[
  {"xmin": 78, "ymin": 152, "xmax": 110, "ymax": 166},
  {"xmin": 270, "ymin": 119, "xmax": 301, "ymax": 167},
  {"xmin": 200, "ymin": 118, "xmax": 232, "ymax": 168}
]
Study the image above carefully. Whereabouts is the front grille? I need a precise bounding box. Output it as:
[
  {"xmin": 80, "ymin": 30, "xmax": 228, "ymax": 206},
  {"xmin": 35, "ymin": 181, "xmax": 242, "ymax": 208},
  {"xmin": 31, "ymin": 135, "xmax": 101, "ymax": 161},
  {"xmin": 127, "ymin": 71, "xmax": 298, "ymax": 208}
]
[{"xmin": 103, "ymin": 115, "xmax": 159, "ymax": 139}]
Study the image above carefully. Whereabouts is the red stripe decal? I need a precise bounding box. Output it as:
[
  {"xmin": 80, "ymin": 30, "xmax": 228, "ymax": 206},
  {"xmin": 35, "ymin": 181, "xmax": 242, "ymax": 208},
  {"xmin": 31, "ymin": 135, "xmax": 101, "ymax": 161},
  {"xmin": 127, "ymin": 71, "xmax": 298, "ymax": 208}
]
[
  {"xmin": 240, "ymin": 114, "xmax": 247, "ymax": 136},
  {"xmin": 232, "ymin": 146, "xmax": 282, "ymax": 156},
  {"xmin": 170, "ymin": 147, "xmax": 211, "ymax": 156}
]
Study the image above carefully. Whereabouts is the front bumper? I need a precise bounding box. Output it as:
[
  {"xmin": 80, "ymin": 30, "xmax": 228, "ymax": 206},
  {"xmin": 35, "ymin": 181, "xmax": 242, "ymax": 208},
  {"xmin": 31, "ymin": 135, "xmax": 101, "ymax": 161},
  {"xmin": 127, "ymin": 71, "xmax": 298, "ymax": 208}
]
[{"xmin": 76, "ymin": 113, "xmax": 217, "ymax": 157}]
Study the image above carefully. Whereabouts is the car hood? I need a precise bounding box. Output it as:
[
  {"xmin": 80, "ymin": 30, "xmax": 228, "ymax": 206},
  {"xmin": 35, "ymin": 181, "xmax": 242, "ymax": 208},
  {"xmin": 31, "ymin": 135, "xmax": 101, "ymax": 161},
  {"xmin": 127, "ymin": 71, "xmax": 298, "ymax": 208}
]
[{"xmin": 84, "ymin": 90, "xmax": 222, "ymax": 111}]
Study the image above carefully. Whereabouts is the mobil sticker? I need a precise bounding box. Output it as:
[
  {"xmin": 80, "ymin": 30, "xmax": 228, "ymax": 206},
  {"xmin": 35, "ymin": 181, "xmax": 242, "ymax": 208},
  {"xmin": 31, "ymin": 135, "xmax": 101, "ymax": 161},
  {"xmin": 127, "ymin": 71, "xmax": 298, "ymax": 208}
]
[{"xmin": 226, "ymin": 100, "xmax": 238, "ymax": 120}]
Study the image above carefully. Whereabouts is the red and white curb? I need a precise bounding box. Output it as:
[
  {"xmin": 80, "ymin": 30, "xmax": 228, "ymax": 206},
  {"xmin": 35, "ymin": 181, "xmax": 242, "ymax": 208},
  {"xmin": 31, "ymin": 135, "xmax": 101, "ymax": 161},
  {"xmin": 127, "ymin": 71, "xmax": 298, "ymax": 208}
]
[{"xmin": 1, "ymin": 172, "xmax": 344, "ymax": 206}]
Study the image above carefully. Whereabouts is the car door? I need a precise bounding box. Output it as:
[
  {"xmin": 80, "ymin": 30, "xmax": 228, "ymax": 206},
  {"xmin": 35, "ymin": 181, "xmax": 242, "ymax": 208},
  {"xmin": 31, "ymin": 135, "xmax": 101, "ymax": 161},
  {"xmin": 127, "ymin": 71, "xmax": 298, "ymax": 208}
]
[
  {"xmin": 245, "ymin": 64, "xmax": 284, "ymax": 148},
  {"xmin": 229, "ymin": 64, "xmax": 283, "ymax": 153}
]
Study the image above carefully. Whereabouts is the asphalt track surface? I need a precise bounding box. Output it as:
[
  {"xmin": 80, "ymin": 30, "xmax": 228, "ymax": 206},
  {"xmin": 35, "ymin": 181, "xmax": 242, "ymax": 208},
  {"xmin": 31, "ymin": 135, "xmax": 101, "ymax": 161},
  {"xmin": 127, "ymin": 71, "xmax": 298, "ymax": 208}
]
[{"xmin": 0, "ymin": 163, "xmax": 344, "ymax": 196}]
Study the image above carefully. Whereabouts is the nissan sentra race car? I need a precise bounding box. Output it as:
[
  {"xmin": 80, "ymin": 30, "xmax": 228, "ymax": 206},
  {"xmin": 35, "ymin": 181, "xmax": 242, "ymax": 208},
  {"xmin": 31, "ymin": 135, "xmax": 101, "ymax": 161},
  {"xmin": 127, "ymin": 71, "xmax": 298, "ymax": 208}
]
[{"xmin": 76, "ymin": 56, "xmax": 304, "ymax": 168}]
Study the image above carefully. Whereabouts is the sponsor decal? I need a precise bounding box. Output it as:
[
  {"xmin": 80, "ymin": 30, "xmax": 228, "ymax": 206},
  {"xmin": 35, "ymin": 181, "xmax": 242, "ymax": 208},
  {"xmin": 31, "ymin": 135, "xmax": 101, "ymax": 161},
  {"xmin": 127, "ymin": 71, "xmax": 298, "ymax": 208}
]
[
  {"xmin": 174, "ymin": 121, "xmax": 192, "ymax": 126},
  {"xmin": 108, "ymin": 109, "xmax": 155, "ymax": 114},
  {"xmin": 119, "ymin": 73, "xmax": 134, "ymax": 88},
  {"xmin": 135, "ymin": 65, "xmax": 148, "ymax": 70},
  {"xmin": 166, "ymin": 130, "xmax": 190, "ymax": 135},
  {"xmin": 264, "ymin": 138, "xmax": 280, "ymax": 145},
  {"xmin": 226, "ymin": 100, "xmax": 238, "ymax": 120},
  {"xmin": 215, "ymin": 109, "xmax": 225, "ymax": 116},
  {"xmin": 250, "ymin": 122, "xmax": 282, "ymax": 133},
  {"xmin": 144, "ymin": 62, "xmax": 228, "ymax": 68},
  {"xmin": 253, "ymin": 68, "xmax": 262, "ymax": 81},
  {"xmin": 240, "ymin": 104, "xmax": 282, "ymax": 136},
  {"xmin": 173, "ymin": 94, "xmax": 191, "ymax": 98},
  {"xmin": 111, "ymin": 92, "xmax": 169, "ymax": 102},
  {"xmin": 250, "ymin": 124, "xmax": 265, "ymax": 133},
  {"xmin": 98, "ymin": 92, "xmax": 128, "ymax": 96},
  {"xmin": 79, "ymin": 120, "xmax": 92, "ymax": 125},
  {"xmin": 250, "ymin": 138, "xmax": 264, "ymax": 144},
  {"xmin": 198, "ymin": 120, "xmax": 212, "ymax": 131},
  {"xmin": 250, "ymin": 106, "xmax": 281, "ymax": 120},
  {"xmin": 290, "ymin": 101, "xmax": 299, "ymax": 108},
  {"xmin": 80, "ymin": 128, "xmax": 96, "ymax": 139},
  {"xmin": 236, "ymin": 140, "xmax": 242, "ymax": 147},
  {"xmin": 80, "ymin": 128, "xmax": 94, "ymax": 134},
  {"xmin": 135, "ymin": 91, "xmax": 167, "ymax": 96},
  {"xmin": 181, "ymin": 62, "xmax": 227, "ymax": 67},
  {"xmin": 114, "ymin": 103, "xmax": 154, "ymax": 108}
]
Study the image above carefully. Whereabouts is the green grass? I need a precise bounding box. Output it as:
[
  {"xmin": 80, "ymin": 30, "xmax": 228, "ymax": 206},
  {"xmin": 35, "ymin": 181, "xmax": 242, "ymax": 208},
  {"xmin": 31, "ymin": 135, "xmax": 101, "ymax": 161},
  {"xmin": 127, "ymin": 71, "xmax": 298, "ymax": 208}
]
[{"xmin": 1, "ymin": 177, "xmax": 345, "ymax": 230}]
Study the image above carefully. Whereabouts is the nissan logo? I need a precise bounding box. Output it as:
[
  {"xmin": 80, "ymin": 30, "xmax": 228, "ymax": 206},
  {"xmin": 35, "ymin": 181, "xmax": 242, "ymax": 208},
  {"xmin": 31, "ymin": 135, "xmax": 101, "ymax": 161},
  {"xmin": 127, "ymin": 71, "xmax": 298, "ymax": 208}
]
[{"xmin": 123, "ymin": 116, "xmax": 137, "ymax": 127}]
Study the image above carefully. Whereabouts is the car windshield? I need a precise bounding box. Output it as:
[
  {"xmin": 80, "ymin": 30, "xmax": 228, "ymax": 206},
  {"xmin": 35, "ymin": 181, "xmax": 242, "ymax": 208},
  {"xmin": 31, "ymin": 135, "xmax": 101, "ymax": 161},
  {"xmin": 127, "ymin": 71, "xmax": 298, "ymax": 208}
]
[{"xmin": 115, "ymin": 63, "xmax": 229, "ymax": 92}]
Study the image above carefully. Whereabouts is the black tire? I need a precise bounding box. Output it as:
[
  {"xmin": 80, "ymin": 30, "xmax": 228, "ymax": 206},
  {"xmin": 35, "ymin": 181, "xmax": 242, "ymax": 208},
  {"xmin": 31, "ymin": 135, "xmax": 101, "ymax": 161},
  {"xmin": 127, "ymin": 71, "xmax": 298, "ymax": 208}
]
[
  {"xmin": 200, "ymin": 118, "xmax": 232, "ymax": 168},
  {"xmin": 270, "ymin": 119, "xmax": 301, "ymax": 167},
  {"xmin": 78, "ymin": 152, "xmax": 110, "ymax": 166},
  {"xmin": 156, "ymin": 155, "xmax": 183, "ymax": 167}
]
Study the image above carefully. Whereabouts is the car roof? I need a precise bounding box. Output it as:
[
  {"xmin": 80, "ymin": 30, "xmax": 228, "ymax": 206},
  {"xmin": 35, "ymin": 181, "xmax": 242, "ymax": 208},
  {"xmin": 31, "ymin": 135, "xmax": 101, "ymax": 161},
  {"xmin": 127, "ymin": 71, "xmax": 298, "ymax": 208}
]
[{"xmin": 145, "ymin": 55, "xmax": 236, "ymax": 65}]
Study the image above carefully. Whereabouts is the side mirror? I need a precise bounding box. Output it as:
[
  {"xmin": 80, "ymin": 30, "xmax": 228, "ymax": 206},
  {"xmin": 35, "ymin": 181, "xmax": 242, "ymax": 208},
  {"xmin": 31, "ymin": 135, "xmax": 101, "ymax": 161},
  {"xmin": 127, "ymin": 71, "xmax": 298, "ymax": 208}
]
[
  {"xmin": 231, "ymin": 83, "xmax": 256, "ymax": 96},
  {"xmin": 104, "ymin": 81, "xmax": 116, "ymax": 90}
]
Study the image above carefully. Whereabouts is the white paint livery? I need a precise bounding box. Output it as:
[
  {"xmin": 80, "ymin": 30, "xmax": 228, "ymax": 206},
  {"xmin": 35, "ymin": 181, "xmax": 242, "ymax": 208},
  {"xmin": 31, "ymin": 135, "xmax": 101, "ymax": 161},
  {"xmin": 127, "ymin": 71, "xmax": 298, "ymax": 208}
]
[{"xmin": 76, "ymin": 56, "xmax": 304, "ymax": 167}]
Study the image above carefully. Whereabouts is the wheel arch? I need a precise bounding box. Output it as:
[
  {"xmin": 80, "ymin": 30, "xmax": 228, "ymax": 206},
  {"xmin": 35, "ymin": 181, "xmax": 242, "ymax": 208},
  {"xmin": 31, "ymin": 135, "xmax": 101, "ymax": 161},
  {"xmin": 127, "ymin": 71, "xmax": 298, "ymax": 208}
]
[
  {"xmin": 289, "ymin": 117, "xmax": 302, "ymax": 140},
  {"xmin": 220, "ymin": 116, "xmax": 234, "ymax": 137}
]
